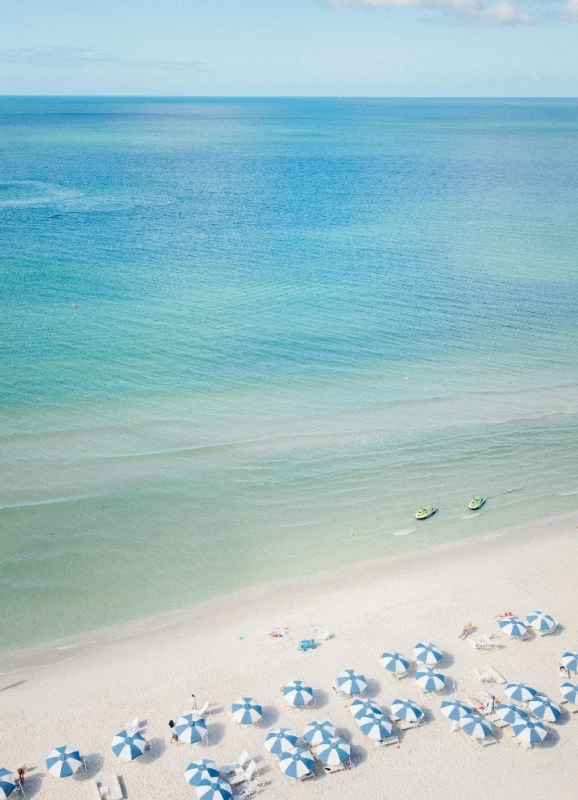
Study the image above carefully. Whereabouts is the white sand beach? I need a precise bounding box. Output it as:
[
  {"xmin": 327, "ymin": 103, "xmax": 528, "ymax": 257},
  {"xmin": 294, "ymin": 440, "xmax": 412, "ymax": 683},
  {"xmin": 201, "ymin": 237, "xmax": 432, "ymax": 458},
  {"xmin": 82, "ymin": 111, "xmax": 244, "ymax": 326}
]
[{"xmin": 2, "ymin": 515, "xmax": 578, "ymax": 800}]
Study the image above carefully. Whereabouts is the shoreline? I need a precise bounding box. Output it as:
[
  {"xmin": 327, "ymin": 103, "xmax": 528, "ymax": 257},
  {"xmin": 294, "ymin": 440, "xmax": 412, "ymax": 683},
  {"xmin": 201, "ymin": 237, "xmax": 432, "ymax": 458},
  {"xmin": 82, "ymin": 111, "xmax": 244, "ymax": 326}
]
[{"xmin": 3, "ymin": 510, "xmax": 576, "ymax": 676}]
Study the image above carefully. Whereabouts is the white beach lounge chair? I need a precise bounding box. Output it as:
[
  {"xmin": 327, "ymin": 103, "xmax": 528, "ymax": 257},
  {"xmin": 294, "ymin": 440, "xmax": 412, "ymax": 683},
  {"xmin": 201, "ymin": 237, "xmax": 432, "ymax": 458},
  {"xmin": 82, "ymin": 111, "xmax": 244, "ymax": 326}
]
[
  {"xmin": 223, "ymin": 751, "xmax": 250, "ymax": 776},
  {"xmin": 197, "ymin": 701, "xmax": 210, "ymax": 717},
  {"xmin": 230, "ymin": 761, "xmax": 257, "ymax": 786},
  {"xmin": 323, "ymin": 763, "xmax": 345, "ymax": 773},
  {"xmin": 87, "ymin": 781, "xmax": 102, "ymax": 800},
  {"xmin": 106, "ymin": 774, "xmax": 123, "ymax": 800},
  {"xmin": 397, "ymin": 719, "xmax": 425, "ymax": 731},
  {"xmin": 476, "ymin": 735, "xmax": 498, "ymax": 747},
  {"xmin": 374, "ymin": 735, "xmax": 400, "ymax": 747},
  {"xmin": 236, "ymin": 780, "xmax": 263, "ymax": 798},
  {"xmin": 487, "ymin": 713, "xmax": 509, "ymax": 729}
]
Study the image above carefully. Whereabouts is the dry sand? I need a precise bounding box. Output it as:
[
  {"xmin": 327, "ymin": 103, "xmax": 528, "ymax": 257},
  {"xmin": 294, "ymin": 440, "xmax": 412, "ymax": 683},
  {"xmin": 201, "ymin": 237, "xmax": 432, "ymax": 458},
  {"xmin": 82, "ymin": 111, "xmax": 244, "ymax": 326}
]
[{"xmin": 2, "ymin": 515, "xmax": 578, "ymax": 800}]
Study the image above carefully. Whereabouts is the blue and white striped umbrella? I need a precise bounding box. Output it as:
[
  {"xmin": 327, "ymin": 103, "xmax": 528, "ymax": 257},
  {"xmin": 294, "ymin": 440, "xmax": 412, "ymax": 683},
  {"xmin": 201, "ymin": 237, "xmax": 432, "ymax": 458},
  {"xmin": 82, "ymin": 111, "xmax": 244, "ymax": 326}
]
[
  {"xmin": 511, "ymin": 719, "xmax": 547, "ymax": 746},
  {"xmin": 265, "ymin": 728, "xmax": 298, "ymax": 756},
  {"xmin": 413, "ymin": 642, "xmax": 442, "ymax": 665},
  {"xmin": 278, "ymin": 748, "xmax": 314, "ymax": 779},
  {"xmin": 390, "ymin": 698, "xmax": 423, "ymax": 723},
  {"xmin": 380, "ymin": 651, "xmax": 410, "ymax": 674},
  {"xmin": 358, "ymin": 715, "xmax": 393, "ymax": 741},
  {"xmin": 185, "ymin": 760, "xmax": 220, "ymax": 787},
  {"xmin": 499, "ymin": 617, "xmax": 527, "ymax": 638},
  {"xmin": 350, "ymin": 698, "xmax": 382, "ymax": 720},
  {"xmin": 440, "ymin": 699, "xmax": 473, "ymax": 721},
  {"xmin": 175, "ymin": 713, "xmax": 208, "ymax": 743},
  {"xmin": 526, "ymin": 611, "xmax": 557, "ymax": 633},
  {"xmin": 560, "ymin": 682, "xmax": 578, "ymax": 704},
  {"xmin": 415, "ymin": 667, "xmax": 445, "ymax": 692},
  {"xmin": 46, "ymin": 746, "xmax": 83, "ymax": 778},
  {"xmin": 335, "ymin": 670, "xmax": 367, "ymax": 696},
  {"xmin": 230, "ymin": 697, "xmax": 262, "ymax": 725},
  {"xmin": 0, "ymin": 768, "xmax": 16, "ymax": 799},
  {"xmin": 459, "ymin": 714, "xmax": 492, "ymax": 739},
  {"xmin": 505, "ymin": 683, "xmax": 538, "ymax": 702},
  {"xmin": 527, "ymin": 695, "xmax": 562, "ymax": 722},
  {"xmin": 495, "ymin": 703, "xmax": 529, "ymax": 725},
  {"xmin": 283, "ymin": 681, "xmax": 314, "ymax": 707},
  {"xmin": 111, "ymin": 729, "xmax": 146, "ymax": 761},
  {"xmin": 195, "ymin": 777, "xmax": 232, "ymax": 800},
  {"xmin": 302, "ymin": 720, "xmax": 336, "ymax": 746},
  {"xmin": 314, "ymin": 737, "xmax": 350, "ymax": 766},
  {"xmin": 560, "ymin": 652, "xmax": 578, "ymax": 672}
]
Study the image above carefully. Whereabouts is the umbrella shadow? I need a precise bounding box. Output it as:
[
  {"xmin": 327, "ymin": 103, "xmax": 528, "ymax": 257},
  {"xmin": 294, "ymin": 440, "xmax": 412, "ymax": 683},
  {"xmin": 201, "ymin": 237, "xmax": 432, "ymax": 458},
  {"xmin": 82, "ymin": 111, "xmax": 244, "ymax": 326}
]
[
  {"xmin": 349, "ymin": 741, "xmax": 369, "ymax": 767},
  {"xmin": 206, "ymin": 722, "xmax": 226, "ymax": 746},
  {"xmin": 313, "ymin": 689, "xmax": 330, "ymax": 710},
  {"xmin": 364, "ymin": 679, "xmax": 381, "ymax": 699},
  {"xmin": 20, "ymin": 772, "xmax": 42, "ymax": 798},
  {"xmin": 552, "ymin": 709, "xmax": 572, "ymax": 727},
  {"xmin": 438, "ymin": 652, "xmax": 455, "ymax": 668},
  {"xmin": 259, "ymin": 706, "xmax": 279, "ymax": 728},
  {"xmin": 84, "ymin": 753, "xmax": 105, "ymax": 778},
  {"xmin": 142, "ymin": 738, "xmax": 166, "ymax": 763},
  {"xmin": 540, "ymin": 728, "xmax": 560, "ymax": 748}
]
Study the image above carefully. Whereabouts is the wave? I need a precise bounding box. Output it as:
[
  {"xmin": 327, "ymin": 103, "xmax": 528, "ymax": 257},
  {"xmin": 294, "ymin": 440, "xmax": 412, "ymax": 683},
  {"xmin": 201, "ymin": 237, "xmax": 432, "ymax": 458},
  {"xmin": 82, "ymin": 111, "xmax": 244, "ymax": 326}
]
[
  {"xmin": 559, "ymin": 490, "xmax": 578, "ymax": 496},
  {"xmin": 0, "ymin": 492, "xmax": 101, "ymax": 511}
]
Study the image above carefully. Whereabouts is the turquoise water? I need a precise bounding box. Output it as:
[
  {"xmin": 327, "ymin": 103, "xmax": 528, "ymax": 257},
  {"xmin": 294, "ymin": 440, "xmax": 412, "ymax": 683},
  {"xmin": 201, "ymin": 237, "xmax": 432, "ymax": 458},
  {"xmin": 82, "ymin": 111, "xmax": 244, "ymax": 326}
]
[{"xmin": 1, "ymin": 97, "xmax": 578, "ymax": 655}]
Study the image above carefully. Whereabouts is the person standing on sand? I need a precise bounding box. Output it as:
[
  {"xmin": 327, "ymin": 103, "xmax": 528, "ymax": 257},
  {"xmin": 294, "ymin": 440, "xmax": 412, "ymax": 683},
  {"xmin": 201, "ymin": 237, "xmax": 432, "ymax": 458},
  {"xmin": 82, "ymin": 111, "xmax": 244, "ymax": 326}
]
[
  {"xmin": 188, "ymin": 693, "xmax": 197, "ymax": 710},
  {"xmin": 16, "ymin": 767, "xmax": 25, "ymax": 786},
  {"xmin": 168, "ymin": 720, "xmax": 178, "ymax": 744}
]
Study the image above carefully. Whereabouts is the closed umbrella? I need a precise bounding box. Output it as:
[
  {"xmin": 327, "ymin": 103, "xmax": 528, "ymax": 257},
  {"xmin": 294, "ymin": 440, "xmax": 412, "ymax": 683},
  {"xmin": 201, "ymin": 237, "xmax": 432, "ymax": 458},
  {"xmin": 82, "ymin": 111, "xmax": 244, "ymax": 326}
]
[
  {"xmin": 380, "ymin": 652, "xmax": 410, "ymax": 674},
  {"xmin": 283, "ymin": 681, "xmax": 314, "ymax": 707},
  {"xmin": 185, "ymin": 760, "xmax": 220, "ymax": 787},
  {"xmin": 415, "ymin": 667, "xmax": 445, "ymax": 692},
  {"xmin": 230, "ymin": 698, "xmax": 262, "ymax": 726},
  {"xmin": 390, "ymin": 698, "xmax": 423, "ymax": 723},
  {"xmin": 264, "ymin": 729, "xmax": 298, "ymax": 756},
  {"xmin": 175, "ymin": 713, "xmax": 208, "ymax": 744},
  {"xmin": 0, "ymin": 768, "xmax": 16, "ymax": 800},
  {"xmin": 349, "ymin": 698, "xmax": 382, "ymax": 720},
  {"xmin": 314, "ymin": 737, "xmax": 350, "ymax": 766},
  {"xmin": 278, "ymin": 748, "xmax": 314, "ymax": 779},
  {"xmin": 526, "ymin": 611, "xmax": 557, "ymax": 633},
  {"xmin": 357, "ymin": 715, "xmax": 393, "ymax": 741},
  {"xmin": 302, "ymin": 720, "xmax": 335, "ymax": 746},
  {"xmin": 195, "ymin": 778, "xmax": 232, "ymax": 800},
  {"xmin": 511, "ymin": 719, "xmax": 547, "ymax": 747},
  {"xmin": 413, "ymin": 642, "xmax": 442, "ymax": 665},
  {"xmin": 499, "ymin": 618, "xmax": 528, "ymax": 638},
  {"xmin": 46, "ymin": 747, "xmax": 83, "ymax": 778},
  {"xmin": 335, "ymin": 670, "xmax": 367, "ymax": 696},
  {"xmin": 560, "ymin": 682, "xmax": 578, "ymax": 704},
  {"xmin": 459, "ymin": 714, "xmax": 492, "ymax": 739},
  {"xmin": 111, "ymin": 730, "xmax": 146, "ymax": 761},
  {"xmin": 495, "ymin": 703, "xmax": 529, "ymax": 725},
  {"xmin": 527, "ymin": 695, "xmax": 562, "ymax": 722},
  {"xmin": 505, "ymin": 683, "xmax": 538, "ymax": 702},
  {"xmin": 440, "ymin": 699, "xmax": 473, "ymax": 721}
]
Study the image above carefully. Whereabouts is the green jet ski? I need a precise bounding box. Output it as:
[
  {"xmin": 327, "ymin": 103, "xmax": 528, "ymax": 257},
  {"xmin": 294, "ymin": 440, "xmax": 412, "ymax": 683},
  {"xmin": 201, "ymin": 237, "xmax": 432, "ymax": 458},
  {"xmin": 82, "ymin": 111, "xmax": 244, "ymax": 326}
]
[
  {"xmin": 468, "ymin": 496, "xmax": 486, "ymax": 510},
  {"xmin": 415, "ymin": 505, "xmax": 437, "ymax": 520}
]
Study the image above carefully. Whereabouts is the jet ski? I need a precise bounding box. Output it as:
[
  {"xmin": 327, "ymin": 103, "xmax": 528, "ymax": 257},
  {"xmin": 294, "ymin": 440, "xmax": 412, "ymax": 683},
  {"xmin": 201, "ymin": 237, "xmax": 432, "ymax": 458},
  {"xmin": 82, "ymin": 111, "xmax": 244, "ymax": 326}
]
[
  {"xmin": 468, "ymin": 496, "xmax": 486, "ymax": 510},
  {"xmin": 415, "ymin": 505, "xmax": 437, "ymax": 520}
]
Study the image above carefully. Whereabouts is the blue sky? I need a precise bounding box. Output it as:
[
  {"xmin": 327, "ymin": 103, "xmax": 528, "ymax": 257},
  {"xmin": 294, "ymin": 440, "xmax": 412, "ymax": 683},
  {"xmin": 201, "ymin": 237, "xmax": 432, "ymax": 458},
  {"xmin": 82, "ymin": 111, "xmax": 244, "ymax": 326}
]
[{"xmin": 1, "ymin": 0, "xmax": 577, "ymax": 96}]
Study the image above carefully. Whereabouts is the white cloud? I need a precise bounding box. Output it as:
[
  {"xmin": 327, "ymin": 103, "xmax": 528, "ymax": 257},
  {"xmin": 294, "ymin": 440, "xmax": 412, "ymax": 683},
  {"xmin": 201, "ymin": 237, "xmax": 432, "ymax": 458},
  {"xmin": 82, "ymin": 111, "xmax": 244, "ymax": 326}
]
[
  {"xmin": 0, "ymin": 47, "xmax": 205, "ymax": 72},
  {"xmin": 560, "ymin": 0, "xmax": 578, "ymax": 16},
  {"xmin": 326, "ymin": 0, "xmax": 537, "ymax": 23}
]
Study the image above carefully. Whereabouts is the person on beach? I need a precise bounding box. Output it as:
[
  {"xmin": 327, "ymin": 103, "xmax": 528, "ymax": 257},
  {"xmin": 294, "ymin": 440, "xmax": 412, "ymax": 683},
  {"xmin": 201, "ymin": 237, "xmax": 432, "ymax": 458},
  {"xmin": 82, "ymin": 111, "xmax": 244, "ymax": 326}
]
[
  {"xmin": 558, "ymin": 661, "xmax": 570, "ymax": 678},
  {"xmin": 16, "ymin": 767, "xmax": 25, "ymax": 786},
  {"xmin": 458, "ymin": 622, "xmax": 473, "ymax": 639},
  {"xmin": 168, "ymin": 720, "xmax": 178, "ymax": 744},
  {"xmin": 188, "ymin": 693, "xmax": 197, "ymax": 710}
]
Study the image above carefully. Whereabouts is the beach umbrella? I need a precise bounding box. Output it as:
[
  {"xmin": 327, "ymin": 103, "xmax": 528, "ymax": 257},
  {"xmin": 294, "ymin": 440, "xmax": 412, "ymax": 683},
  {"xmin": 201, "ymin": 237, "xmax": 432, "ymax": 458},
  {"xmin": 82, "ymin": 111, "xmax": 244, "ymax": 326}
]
[
  {"xmin": 526, "ymin": 611, "xmax": 557, "ymax": 633},
  {"xmin": 358, "ymin": 715, "xmax": 393, "ymax": 741},
  {"xmin": 505, "ymin": 683, "xmax": 538, "ymax": 702},
  {"xmin": 390, "ymin": 698, "xmax": 423, "ymax": 723},
  {"xmin": 459, "ymin": 714, "xmax": 492, "ymax": 739},
  {"xmin": 349, "ymin": 698, "xmax": 382, "ymax": 720},
  {"xmin": 185, "ymin": 760, "xmax": 220, "ymax": 787},
  {"xmin": 415, "ymin": 667, "xmax": 445, "ymax": 692},
  {"xmin": 283, "ymin": 681, "xmax": 314, "ymax": 707},
  {"xmin": 195, "ymin": 777, "xmax": 232, "ymax": 800},
  {"xmin": 495, "ymin": 703, "xmax": 529, "ymax": 725},
  {"xmin": 230, "ymin": 697, "xmax": 262, "ymax": 725},
  {"xmin": 175, "ymin": 713, "xmax": 208, "ymax": 744},
  {"xmin": 380, "ymin": 651, "xmax": 410, "ymax": 674},
  {"xmin": 440, "ymin": 699, "xmax": 473, "ymax": 722},
  {"xmin": 335, "ymin": 670, "xmax": 367, "ymax": 696},
  {"xmin": 111, "ymin": 729, "xmax": 146, "ymax": 761},
  {"xmin": 278, "ymin": 748, "xmax": 314, "ymax": 780},
  {"xmin": 264, "ymin": 728, "xmax": 298, "ymax": 756},
  {"xmin": 511, "ymin": 719, "xmax": 547, "ymax": 747},
  {"xmin": 527, "ymin": 695, "xmax": 562, "ymax": 722},
  {"xmin": 560, "ymin": 652, "xmax": 578, "ymax": 672},
  {"xmin": 413, "ymin": 642, "xmax": 442, "ymax": 665},
  {"xmin": 0, "ymin": 768, "xmax": 16, "ymax": 799},
  {"xmin": 499, "ymin": 617, "xmax": 528, "ymax": 638},
  {"xmin": 302, "ymin": 720, "xmax": 336, "ymax": 746},
  {"xmin": 314, "ymin": 737, "xmax": 350, "ymax": 766},
  {"xmin": 46, "ymin": 746, "xmax": 83, "ymax": 778},
  {"xmin": 560, "ymin": 682, "xmax": 578, "ymax": 704}
]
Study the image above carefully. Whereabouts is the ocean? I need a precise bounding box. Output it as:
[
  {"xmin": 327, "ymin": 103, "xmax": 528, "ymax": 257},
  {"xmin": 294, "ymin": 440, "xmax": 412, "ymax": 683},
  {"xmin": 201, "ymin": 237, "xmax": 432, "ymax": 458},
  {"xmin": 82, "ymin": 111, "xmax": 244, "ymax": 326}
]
[{"xmin": 1, "ymin": 97, "xmax": 577, "ymax": 659}]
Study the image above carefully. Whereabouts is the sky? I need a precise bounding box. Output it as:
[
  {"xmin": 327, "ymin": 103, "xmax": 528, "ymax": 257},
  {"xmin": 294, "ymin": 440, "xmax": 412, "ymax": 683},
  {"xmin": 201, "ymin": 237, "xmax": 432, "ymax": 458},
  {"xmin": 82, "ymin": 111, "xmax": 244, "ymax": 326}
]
[{"xmin": 0, "ymin": 0, "xmax": 577, "ymax": 96}]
